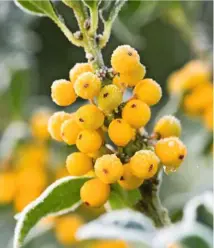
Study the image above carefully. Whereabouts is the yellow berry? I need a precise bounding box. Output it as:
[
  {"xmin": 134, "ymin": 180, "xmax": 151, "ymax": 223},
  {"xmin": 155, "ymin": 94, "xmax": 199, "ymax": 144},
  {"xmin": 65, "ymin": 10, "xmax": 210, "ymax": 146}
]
[
  {"xmin": 87, "ymin": 146, "xmax": 110, "ymax": 159},
  {"xmin": 76, "ymin": 104, "xmax": 104, "ymax": 130},
  {"xmin": 98, "ymin": 85, "xmax": 123, "ymax": 113},
  {"xmin": 182, "ymin": 60, "xmax": 210, "ymax": 90},
  {"xmin": 0, "ymin": 171, "xmax": 16, "ymax": 204},
  {"xmin": 154, "ymin": 115, "xmax": 181, "ymax": 138},
  {"xmin": 113, "ymin": 75, "xmax": 128, "ymax": 90},
  {"xmin": 61, "ymin": 116, "xmax": 82, "ymax": 145},
  {"xmin": 55, "ymin": 215, "xmax": 84, "ymax": 245},
  {"xmin": 69, "ymin": 63, "xmax": 93, "ymax": 84},
  {"xmin": 84, "ymin": 170, "xmax": 96, "ymax": 177},
  {"xmin": 30, "ymin": 110, "xmax": 51, "ymax": 140},
  {"xmin": 55, "ymin": 167, "xmax": 69, "ymax": 179},
  {"xmin": 183, "ymin": 82, "xmax": 213, "ymax": 115},
  {"xmin": 119, "ymin": 63, "xmax": 146, "ymax": 87},
  {"xmin": 108, "ymin": 119, "xmax": 133, "ymax": 146},
  {"xmin": 118, "ymin": 163, "xmax": 144, "ymax": 190},
  {"xmin": 80, "ymin": 178, "xmax": 110, "ymax": 207},
  {"xmin": 16, "ymin": 167, "xmax": 47, "ymax": 191},
  {"xmin": 111, "ymin": 45, "xmax": 140, "ymax": 73},
  {"xmin": 130, "ymin": 150, "xmax": 159, "ymax": 179},
  {"xmin": 74, "ymin": 72, "xmax": 101, "ymax": 99},
  {"xmin": 66, "ymin": 152, "xmax": 93, "ymax": 176},
  {"xmin": 76, "ymin": 130, "xmax": 102, "ymax": 153},
  {"xmin": 134, "ymin": 78, "xmax": 162, "ymax": 105},
  {"xmin": 167, "ymin": 70, "xmax": 184, "ymax": 94},
  {"xmin": 48, "ymin": 112, "xmax": 71, "ymax": 141},
  {"xmin": 95, "ymin": 154, "xmax": 124, "ymax": 184},
  {"xmin": 51, "ymin": 79, "xmax": 77, "ymax": 106},
  {"xmin": 122, "ymin": 99, "xmax": 151, "ymax": 128},
  {"xmin": 16, "ymin": 142, "xmax": 48, "ymax": 169},
  {"xmin": 155, "ymin": 137, "xmax": 187, "ymax": 168},
  {"xmin": 94, "ymin": 240, "xmax": 128, "ymax": 248},
  {"xmin": 14, "ymin": 189, "xmax": 41, "ymax": 212},
  {"xmin": 203, "ymin": 105, "xmax": 213, "ymax": 131}
]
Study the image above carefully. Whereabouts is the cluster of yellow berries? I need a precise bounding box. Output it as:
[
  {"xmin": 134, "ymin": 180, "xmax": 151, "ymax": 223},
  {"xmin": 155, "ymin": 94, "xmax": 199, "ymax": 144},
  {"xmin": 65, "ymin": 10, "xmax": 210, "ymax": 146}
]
[
  {"xmin": 48, "ymin": 45, "xmax": 187, "ymax": 208},
  {"xmin": 0, "ymin": 142, "xmax": 49, "ymax": 212},
  {"xmin": 168, "ymin": 60, "xmax": 213, "ymax": 131},
  {"xmin": 0, "ymin": 110, "xmax": 53, "ymax": 212}
]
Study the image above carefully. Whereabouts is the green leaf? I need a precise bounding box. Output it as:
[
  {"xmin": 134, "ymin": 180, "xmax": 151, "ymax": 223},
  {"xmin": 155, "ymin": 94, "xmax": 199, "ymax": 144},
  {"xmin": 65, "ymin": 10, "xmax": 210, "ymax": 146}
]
[
  {"xmin": 14, "ymin": 176, "xmax": 90, "ymax": 248},
  {"xmin": 14, "ymin": 0, "xmax": 58, "ymax": 21},
  {"xmin": 108, "ymin": 190, "xmax": 127, "ymax": 210},
  {"xmin": 108, "ymin": 184, "xmax": 141, "ymax": 210},
  {"xmin": 61, "ymin": 0, "xmax": 84, "ymax": 11},
  {"xmin": 9, "ymin": 69, "xmax": 29, "ymax": 119},
  {"xmin": 82, "ymin": 0, "xmax": 98, "ymax": 9}
]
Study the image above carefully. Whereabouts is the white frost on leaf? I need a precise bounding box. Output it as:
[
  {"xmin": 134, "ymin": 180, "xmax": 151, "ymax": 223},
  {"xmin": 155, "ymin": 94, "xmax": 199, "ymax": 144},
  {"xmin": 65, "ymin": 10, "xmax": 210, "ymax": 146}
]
[
  {"xmin": 14, "ymin": 176, "xmax": 90, "ymax": 248},
  {"xmin": 76, "ymin": 209, "xmax": 155, "ymax": 246},
  {"xmin": 183, "ymin": 191, "xmax": 213, "ymax": 222}
]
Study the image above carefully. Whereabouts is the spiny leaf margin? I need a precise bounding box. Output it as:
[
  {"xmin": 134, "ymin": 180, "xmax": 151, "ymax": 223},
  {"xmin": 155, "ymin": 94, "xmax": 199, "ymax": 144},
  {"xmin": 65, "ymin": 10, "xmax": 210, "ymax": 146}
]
[{"xmin": 14, "ymin": 176, "xmax": 90, "ymax": 248}]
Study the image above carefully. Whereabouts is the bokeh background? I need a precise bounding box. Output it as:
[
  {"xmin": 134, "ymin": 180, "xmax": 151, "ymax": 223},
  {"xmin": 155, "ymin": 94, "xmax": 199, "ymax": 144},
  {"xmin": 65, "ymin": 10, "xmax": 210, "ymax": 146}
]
[{"xmin": 0, "ymin": 1, "xmax": 213, "ymax": 247}]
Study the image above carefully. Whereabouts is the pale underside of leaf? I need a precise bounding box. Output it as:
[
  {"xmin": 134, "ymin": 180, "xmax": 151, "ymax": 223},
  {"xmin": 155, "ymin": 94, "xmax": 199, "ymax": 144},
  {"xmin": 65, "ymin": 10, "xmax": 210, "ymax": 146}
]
[{"xmin": 76, "ymin": 209, "xmax": 156, "ymax": 245}]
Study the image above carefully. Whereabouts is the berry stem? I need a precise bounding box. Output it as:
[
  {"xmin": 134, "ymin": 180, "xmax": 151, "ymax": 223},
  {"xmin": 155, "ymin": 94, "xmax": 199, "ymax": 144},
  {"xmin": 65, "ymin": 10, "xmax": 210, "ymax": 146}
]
[
  {"xmin": 55, "ymin": 19, "xmax": 83, "ymax": 47},
  {"xmin": 136, "ymin": 169, "xmax": 171, "ymax": 227}
]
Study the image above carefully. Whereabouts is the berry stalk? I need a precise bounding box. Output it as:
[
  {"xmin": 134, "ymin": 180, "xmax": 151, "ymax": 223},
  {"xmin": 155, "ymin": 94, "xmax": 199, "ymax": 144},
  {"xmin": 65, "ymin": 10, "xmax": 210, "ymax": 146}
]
[{"xmin": 136, "ymin": 169, "xmax": 171, "ymax": 227}]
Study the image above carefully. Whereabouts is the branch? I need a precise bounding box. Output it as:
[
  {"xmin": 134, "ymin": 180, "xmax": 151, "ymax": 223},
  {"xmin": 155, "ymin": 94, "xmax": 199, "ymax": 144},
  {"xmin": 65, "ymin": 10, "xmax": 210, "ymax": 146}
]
[{"xmin": 136, "ymin": 169, "xmax": 171, "ymax": 227}]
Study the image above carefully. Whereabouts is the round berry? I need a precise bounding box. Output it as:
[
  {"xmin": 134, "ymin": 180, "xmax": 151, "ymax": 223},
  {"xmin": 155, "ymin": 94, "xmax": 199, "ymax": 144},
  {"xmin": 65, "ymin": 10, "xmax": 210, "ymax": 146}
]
[
  {"xmin": 130, "ymin": 150, "xmax": 159, "ymax": 179},
  {"xmin": 30, "ymin": 109, "xmax": 51, "ymax": 140},
  {"xmin": 155, "ymin": 137, "xmax": 187, "ymax": 168},
  {"xmin": 55, "ymin": 215, "xmax": 84, "ymax": 245},
  {"xmin": 167, "ymin": 70, "xmax": 184, "ymax": 95},
  {"xmin": 66, "ymin": 152, "xmax": 93, "ymax": 176},
  {"xmin": 108, "ymin": 119, "xmax": 133, "ymax": 146},
  {"xmin": 154, "ymin": 115, "xmax": 181, "ymax": 138},
  {"xmin": 95, "ymin": 154, "xmax": 124, "ymax": 184},
  {"xmin": 74, "ymin": 72, "xmax": 101, "ymax": 99},
  {"xmin": 94, "ymin": 240, "xmax": 128, "ymax": 248},
  {"xmin": 80, "ymin": 178, "xmax": 110, "ymax": 207},
  {"xmin": 76, "ymin": 130, "xmax": 102, "ymax": 153},
  {"xmin": 69, "ymin": 63, "xmax": 93, "ymax": 84},
  {"xmin": 98, "ymin": 85, "xmax": 123, "ymax": 113},
  {"xmin": 119, "ymin": 63, "xmax": 146, "ymax": 87},
  {"xmin": 118, "ymin": 163, "xmax": 144, "ymax": 190},
  {"xmin": 0, "ymin": 171, "xmax": 16, "ymax": 204},
  {"xmin": 182, "ymin": 60, "xmax": 210, "ymax": 90},
  {"xmin": 48, "ymin": 112, "xmax": 72, "ymax": 141},
  {"xmin": 14, "ymin": 189, "xmax": 41, "ymax": 212},
  {"xmin": 111, "ymin": 45, "xmax": 140, "ymax": 73},
  {"xmin": 203, "ymin": 105, "xmax": 213, "ymax": 130},
  {"xmin": 113, "ymin": 75, "xmax": 128, "ymax": 90},
  {"xmin": 76, "ymin": 104, "xmax": 104, "ymax": 130},
  {"xmin": 134, "ymin": 78, "xmax": 162, "ymax": 105},
  {"xmin": 61, "ymin": 116, "xmax": 82, "ymax": 145},
  {"xmin": 51, "ymin": 79, "xmax": 77, "ymax": 106},
  {"xmin": 16, "ymin": 167, "xmax": 47, "ymax": 191},
  {"xmin": 122, "ymin": 99, "xmax": 151, "ymax": 128}
]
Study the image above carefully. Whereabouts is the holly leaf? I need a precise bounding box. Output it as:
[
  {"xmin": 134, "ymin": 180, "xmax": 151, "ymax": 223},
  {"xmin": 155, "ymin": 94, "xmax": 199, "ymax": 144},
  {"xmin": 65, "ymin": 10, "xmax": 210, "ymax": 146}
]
[
  {"xmin": 14, "ymin": 0, "xmax": 58, "ymax": 21},
  {"xmin": 14, "ymin": 176, "xmax": 90, "ymax": 248},
  {"xmin": 76, "ymin": 209, "xmax": 156, "ymax": 245}
]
